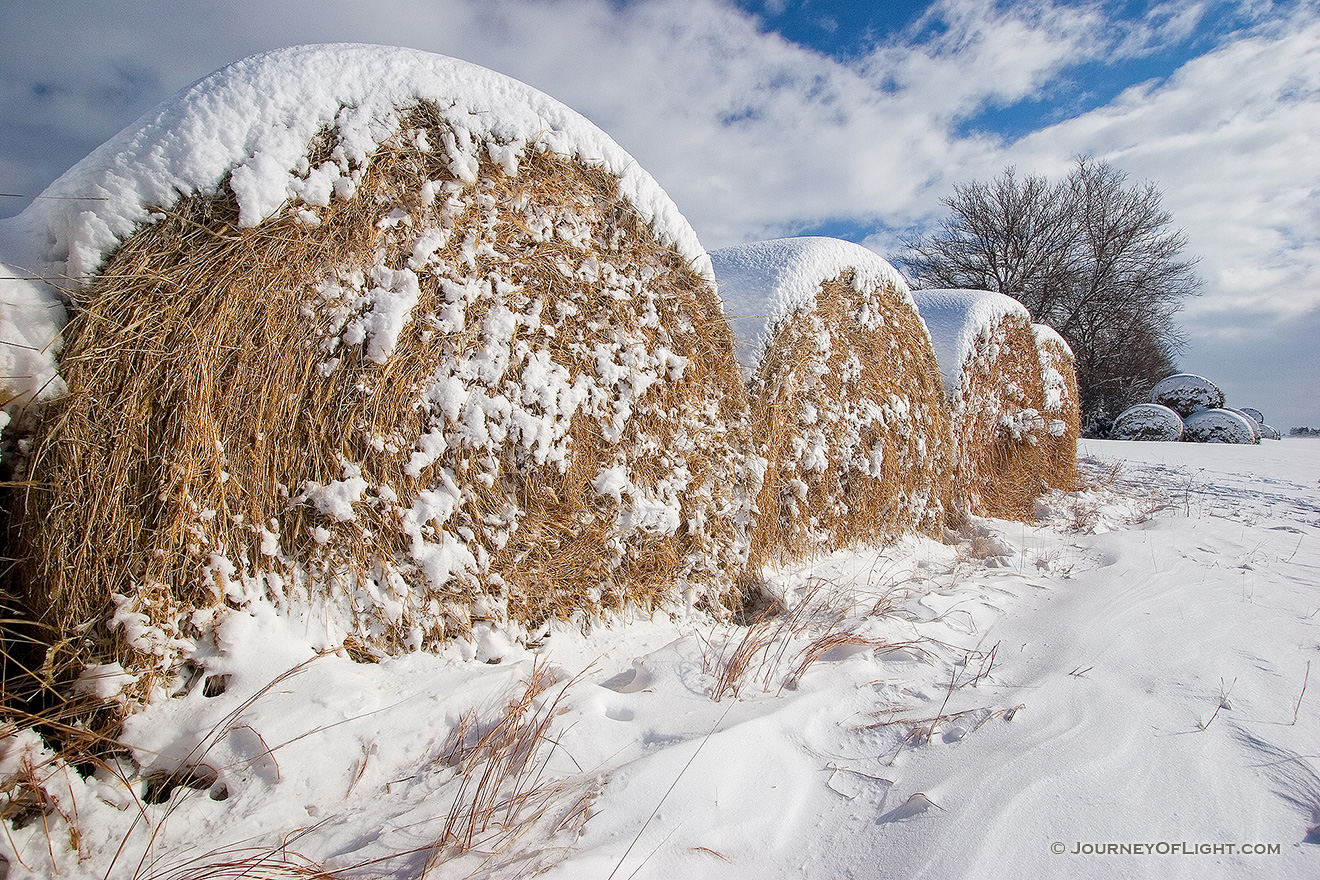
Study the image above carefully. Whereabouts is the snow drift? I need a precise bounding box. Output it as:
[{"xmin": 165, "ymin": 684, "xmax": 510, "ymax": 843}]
[{"xmin": 711, "ymin": 238, "xmax": 954, "ymax": 566}]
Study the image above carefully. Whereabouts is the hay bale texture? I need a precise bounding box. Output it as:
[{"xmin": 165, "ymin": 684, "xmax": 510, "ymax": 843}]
[
  {"xmin": 710, "ymin": 238, "xmax": 954, "ymax": 567},
  {"xmin": 1031, "ymin": 324, "xmax": 1080, "ymax": 490},
  {"xmin": 3, "ymin": 45, "xmax": 756, "ymax": 703},
  {"xmin": 912, "ymin": 290, "xmax": 1052, "ymax": 521}
]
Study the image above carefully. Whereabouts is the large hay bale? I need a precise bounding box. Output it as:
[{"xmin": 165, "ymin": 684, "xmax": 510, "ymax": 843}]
[
  {"xmin": 710, "ymin": 238, "xmax": 954, "ymax": 567},
  {"xmin": 2, "ymin": 45, "xmax": 755, "ymax": 705},
  {"xmin": 1184, "ymin": 409, "xmax": 1256, "ymax": 444},
  {"xmin": 1150, "ymin": 373, "xmax": 1224, "ymax": 416},
  {"xmin": 1111, "ymin": 403, "xmax": 1184, "ymax": 441},
  {"xmin": 1227, "ymin": 409, "xmax": 1263, "ymax": 443},
  {"xmin": 912, "ymin": 289, "xmax": 1052, "ymax": 521},
  {"xmin": 1031, "ymin": 324, "xmax": 1080, "ymax": 490}
]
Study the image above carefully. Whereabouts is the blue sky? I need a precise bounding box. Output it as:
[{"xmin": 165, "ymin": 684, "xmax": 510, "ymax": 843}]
[{"xmin": 1, "ymin": 0, "xmax": 1317, "ymax": 427}]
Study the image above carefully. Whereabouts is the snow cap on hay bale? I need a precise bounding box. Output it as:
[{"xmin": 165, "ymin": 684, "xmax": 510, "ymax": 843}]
[
  {"xmin": 710, "ymin": 237, "xmax": 955, "ymax": 565},
  {"xmin": 1111, "ymin": 403, "xmax": 1185, "ymax": 441},
  {"xmin": 1239, "ymin": 407, "xmax": 1265, "ymax": 425},
  {"xmin": 912, "ymin": 289, "xmax": 1052, "ymax": 520},
  {"xmin": 1031, "ymin": 324, "xmax": 1080, "ymax": 489},
  {"xmin": 1150, "ymin": 373, "xmax": 1224, "ymax": 417},
  {"xmin": 4, "ymin": 44, "xmax": 756, "ymax": 707},
  {"xmin": 1183, "ymin": 409, "xmax": 1256, "ymax": 444}
]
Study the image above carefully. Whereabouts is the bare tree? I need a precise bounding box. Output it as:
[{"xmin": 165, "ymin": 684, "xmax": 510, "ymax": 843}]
[{"xmin": 902, "ymin": 158, "xmax": 1200, "ymax": 428}]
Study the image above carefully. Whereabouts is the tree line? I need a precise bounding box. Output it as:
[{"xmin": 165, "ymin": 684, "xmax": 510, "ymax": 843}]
[{"xmin": 901, "ymin": 158, "xmax": 1200, "ymax": 430}]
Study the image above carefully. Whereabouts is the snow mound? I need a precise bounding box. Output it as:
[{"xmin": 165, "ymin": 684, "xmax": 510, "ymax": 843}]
[
  {"xmin": 1111, "ymin": 403, "xmax": 1185, "ymax": 442},
  {"xmin": 710, "ymin": 237, "xmax": 914, "ymax": 374},
  {"xmin": 1183, "ymin": 408, "xmax": 1256, "ymax": 444},
  {"xmin": 1149, "ymin": 373, "xmax": 1224, "ymax": 416},
  {"xmin": 0, "ymin": 43, "xmax": 711, "ymax": 287}
]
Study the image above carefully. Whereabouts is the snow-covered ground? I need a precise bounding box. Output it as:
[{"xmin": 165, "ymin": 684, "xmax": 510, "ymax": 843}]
[{"xmin": 5, "ymin": 437, "xmax": 1319, "ymax": 879}]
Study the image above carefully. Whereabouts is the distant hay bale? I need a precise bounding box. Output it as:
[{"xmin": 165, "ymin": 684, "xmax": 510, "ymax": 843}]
[
  {"xmin": 1031, "ymin": 324, "xmax": 1080, "ymax": 490},
  {"xmin": 1227, "ymin": 409, "xmax": 1263, "ymax": 443},
  {"xmin": 1261, "ymin": 424, "xmax": 1281, "ymax": 441},
  {"xmin": 1150, "ymin": 373, "xmax": 1224, "ymax": 416},
  {"xmin": 0, "ymin": 265, "xmax": 67, "ymax": 452},
  {"xmin": 1239, "ymin": 407, "xmax": 1265, "ymax": 425},
  {"xmin": 1183, "ymin": 409, "xmax": 1256, "ymax": 444},
  {"xmin": 4, "ymin": 45, "xmax": 755, "ymax": 705},
  {"xmin": 912, "ymin": 290, "xmax": 1052, "ymax": 521},
  {"xmin": 1111, "ymin": 403, "xmax": 1184, "ymax": 441},
  {"xmin": 711, "ymin": 238, "xmax": 955, "ymax": 567}
]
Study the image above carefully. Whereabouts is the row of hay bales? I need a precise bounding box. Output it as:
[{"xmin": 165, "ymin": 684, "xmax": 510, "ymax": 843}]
[
  {"xmin": 0, "ymin": 45, "xmax": 1080, "ymax": 717},
  {"xmin": 1111, "ymin": 373, "xmax": 1280, "ymax": 443}
]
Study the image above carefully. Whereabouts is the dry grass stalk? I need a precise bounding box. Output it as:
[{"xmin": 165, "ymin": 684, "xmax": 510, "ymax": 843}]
[
  {"xmin": 6, "ymin": 101, "xmax": 754, "ymax": 718},
  {"xmin": 1034, "ymin": 327, "xmax": 1081, "ymax": 491},
  {"xmin": 747, "ymin": 271, "xmax": 955, "ymax": 567},
  {"xmin": 945, "ymin": 311, "xmax": 1053, "ymax": 521}
]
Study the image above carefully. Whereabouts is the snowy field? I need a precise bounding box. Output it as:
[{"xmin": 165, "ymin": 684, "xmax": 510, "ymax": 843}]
[{"xmin": 4, "ymin": 437, "xmax": 1318, "ymax": 879}]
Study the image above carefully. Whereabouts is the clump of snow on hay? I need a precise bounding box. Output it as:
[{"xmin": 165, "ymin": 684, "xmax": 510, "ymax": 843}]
[
  {"xmin": 912, "ymin": 289, "xmax": 1051, "ymax": 521},
  {"xmin": 0, "ymin": 265, "xmax": 67, "ymax": 453},
  {"xmin": 1111, "ymin": 403, "xmax": 1184, "ymax": 442},
  {"xmin": 1183, "ymin": 409, "xmax": 1256, "ymax": 444},
  {"xmin": 1150, "ymin": 373, "xmax": 1224, "ymax": 417},
  {"xmin": 711, "ymin": 238, "xmax": 954, "ymax": 567},
  {"xmin": 2, "ymin": 44, "xmax": 756, "ymax": 713},
  {"xmin": 1031, "ymin": 324, "xmax": 1080, "ymax": 490}
]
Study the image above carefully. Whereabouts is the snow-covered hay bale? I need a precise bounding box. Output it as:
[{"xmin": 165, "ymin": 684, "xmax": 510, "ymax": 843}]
[
  {"xmin": 4, "ymin": 45, "xmax": 755, "ymax": 706},
  {"xmin": 1031, "ymin": 324, "xmax": 1080, "ymax": 489},
  {"xmin": 1150, "ymin": 373, "xmax": 1224, "ymax": 416},
  {"xmin": 711, "ymin": 238, "xmax": 954, "ymax": 566},
  {"xmin": 1183, "ymin": 409, "xmax": 1256, "ymax": 444},
  {"xmin": 1111, "ymin": 403, "xmax": 1185, "ymax": 441},
  {"xmin": 1227, "ymin": 409, "xmax": 1262, "ymax": 443},
  {"xmin": 912, "ymin": 290, "xmax": 1052, "ymax": 521},
  {"xmin": 1261, "ymin": 424, "xmax": 1281, "ymax": 441},
  {"xmin": 1239, "ymin": 407, "xmax": 1265, "ymax": 425}
]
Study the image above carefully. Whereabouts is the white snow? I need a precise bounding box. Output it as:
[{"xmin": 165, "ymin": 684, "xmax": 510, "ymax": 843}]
[
  {"xmin": 911, "ymin": 289, "xmax": 1032, "ymax": 397},
  {"xmin": 710, "ymin": 237, "xmax": 914, "ymax": 373},
  {"xmin": 0, "ymin": 43, "xmax": 713, "ymax": 288},
  {"xmin": 0, "ymin": 262, "xmax": 66, "ymax": 417},
  {"xmin": 6, "ymin": 438, "xmax": 1319, "ymax": 879}
]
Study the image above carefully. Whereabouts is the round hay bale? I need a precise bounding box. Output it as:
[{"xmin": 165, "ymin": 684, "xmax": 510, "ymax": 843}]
[
  {"xmin": 1261, "ymin": 424, "xmax": 1281, "ymax": 441},
  {"xmin": 1239, "ymin": 407, "xmax": 1265, "ymax": 425},
  {"xmin": 1150, "ymin": 373, "xmax": 1224, "ymax": 416},
  {"xmin": 1111, "ymin": 403, "xmax": 1185, "ymax": 441},
  {"xmin": 1031, "ymin": 324, "xmax": 1080, "ymax": 490},
  {"xmin": 1227, "ymin": 409, "xmax": 1263, "ymax": 443},
  {"xmin": 710, "ymin": 238, "xmax": 955, "ymax": 567},
  {"xmin": 1183, "ymin": 409, "xmax": 1256, "ymax": 444},
  {"xmin": 4, "ymin": 45, "xmax": 755, "ymax": 705},
  {"xmin": 912, "ymin": 289, "xmax": 1052, "ymax": 521}
]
